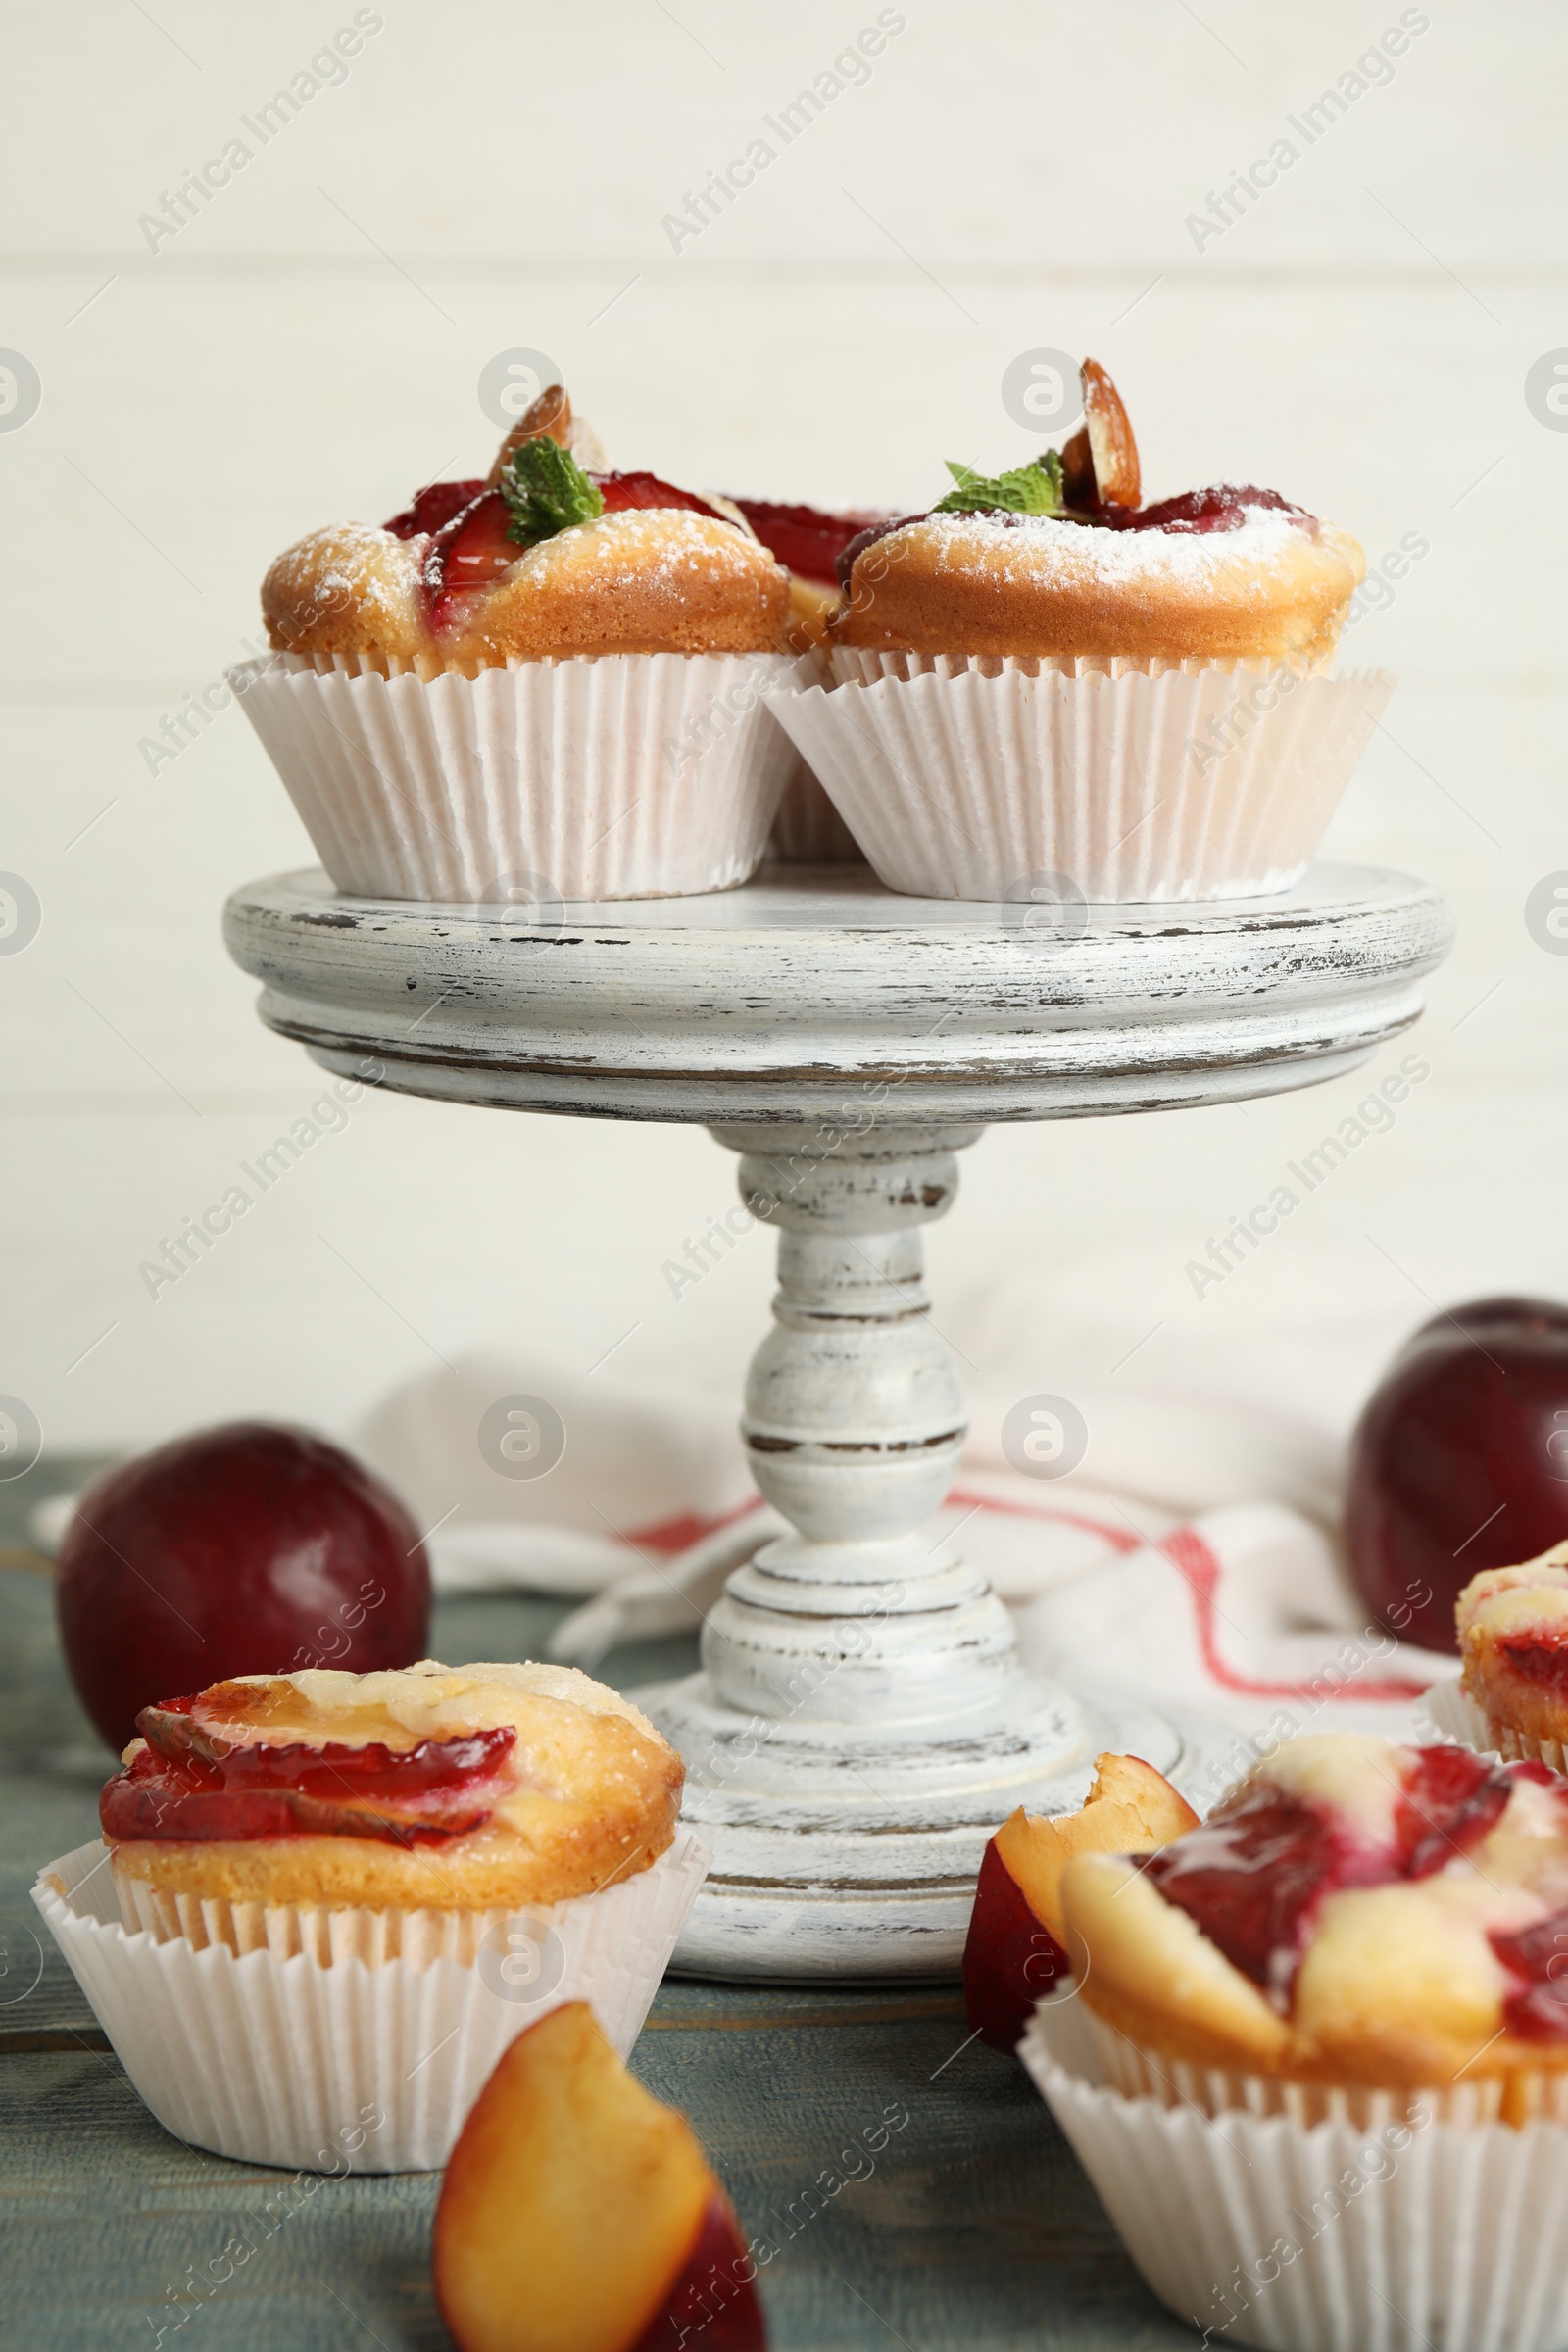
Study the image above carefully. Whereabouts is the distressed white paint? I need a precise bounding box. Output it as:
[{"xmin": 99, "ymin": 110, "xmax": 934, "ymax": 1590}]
[
  {"xmin": 221, "ymin": 861, "xmax": 1451, "ymax": 1128},
  {"xmin": 224, "ymin": 860, "xmax": 1449, "ymax": 1976}
]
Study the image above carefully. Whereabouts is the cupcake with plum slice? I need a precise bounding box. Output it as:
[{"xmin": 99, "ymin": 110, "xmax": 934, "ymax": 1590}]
[
  {"xmin": 729, "ymin": 496, "xmax": 891, "ymax": 654},
  {"xmin": 234, "ymin": 379, "xmax": 798, "ymax": 903},
  {"xmin": 728, "ymin": 493, "xmax": 889, "ymax": 861},
  {"xmin": 34, "ymin": 1659, "xmax": 708, "ymax": 2171},
  {"xmin": 1433, "ymin": 1542, "xmax": 1568, "ymax": 1773},
  {"xmin": 1020, "ymin": 1733, "xmax": 1568, "ymax": 2352},
  {"xmin": 769, "ymin": 359, "xmax": 1394, "ymax": 904}
]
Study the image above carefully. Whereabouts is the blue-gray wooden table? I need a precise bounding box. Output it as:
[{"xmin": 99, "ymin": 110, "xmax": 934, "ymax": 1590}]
[{"xmin": 0, "ymin": 1458, "xmax": 1195, "ymax": 2350}]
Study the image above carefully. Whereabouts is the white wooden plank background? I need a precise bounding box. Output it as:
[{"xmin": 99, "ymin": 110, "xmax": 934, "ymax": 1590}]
[{"xmin": 2, "ymin": 0, "xmax": 1565, "ymax": 1453}]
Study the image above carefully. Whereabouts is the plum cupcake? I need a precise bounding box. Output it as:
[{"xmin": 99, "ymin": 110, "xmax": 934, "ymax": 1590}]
[
  {"xmin": 1021, "ymin": 1734, "xmax": 1568, "ymax": 2352},
  {"xmin": 34, "ymin": 1659, "xmax": 708, "ymax": 2170},
  {"xmin": 233, "ymin": 380, "xmax": 798, "ymax": 902},
  {"xmin": 729, "ymin": 494, "xmax": 886, "ymax": 862},
  {"xmin": 1427, "ymin": 1544, "xmax": 1568, "ymax": 1772},
  {"xmin": 730, "ymin": 496, "xmax": 889, "ymax": 655},
  {"xmin": 768, "ymin": 359, "xmax": 1394, "ymax": 903}
]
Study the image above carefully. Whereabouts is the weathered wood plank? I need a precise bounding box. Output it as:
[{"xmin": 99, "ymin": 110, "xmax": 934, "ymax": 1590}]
[{"xmin": 3, "ymin": 2010, "xmax": 1191, "ymax": 2350}]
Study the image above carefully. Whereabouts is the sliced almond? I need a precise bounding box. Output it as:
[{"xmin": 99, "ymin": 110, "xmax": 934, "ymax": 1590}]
[
  {"xmin": 485, "ymin": 381, "xmax": 573, "ymax": 490},
  {"xmin": 1081, "ymin": 357, "xmax": 1140, "ymax": 509}
]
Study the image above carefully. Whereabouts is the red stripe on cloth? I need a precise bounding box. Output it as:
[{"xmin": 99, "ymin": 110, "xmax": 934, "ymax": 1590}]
[
  {"xmin": 622, "ymin": 1497, "xmax": 1425, "ymax": 1708},
  {"xmin": 621, "ymin": 1496, "xmax": 765, "ymax": 1556},
  {"xmin": 1157, "ymin": 1525, "xmax": 1427, "ymax": 1703},
  {"xmin": 942, "ymin": 1485, "xmax": 1144, "ymax": 1552}
]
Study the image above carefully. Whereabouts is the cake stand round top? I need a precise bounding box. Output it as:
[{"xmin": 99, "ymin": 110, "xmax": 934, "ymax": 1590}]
[{"xmin": 223, "ymin": 860, "xmax": 1452, "ymax": 1126}]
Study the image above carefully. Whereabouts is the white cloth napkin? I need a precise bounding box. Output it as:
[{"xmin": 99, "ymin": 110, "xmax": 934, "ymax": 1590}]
[{"xmin": 356, "ymin": 1314, "xmax": 1454, "ymax": 1745}]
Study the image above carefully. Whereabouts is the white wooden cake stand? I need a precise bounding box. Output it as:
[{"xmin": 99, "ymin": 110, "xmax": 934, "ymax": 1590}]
[{"xmin": 224, "ymin": 862, "xmax": 1451, "ymax": 1980}]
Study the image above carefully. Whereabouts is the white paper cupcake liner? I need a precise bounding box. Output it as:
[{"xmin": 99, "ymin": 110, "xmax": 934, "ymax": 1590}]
[
  {"xmin": 231, "ymin": 650, "xmax": 798, "ymax": 903},
  {"xmin": 757, "ymin": 645, "xmax": 863, "ymax": 864},
  {"xmin": 1022, "ymin": 1992, "xmax": 1568, "ymax": 2352},
  {"xmin": 33, "ymin": 1830, "xmax": 709, "ymax": 2172},
  {"xmin": 1417, "ymin": 1675, "xmax": 1567, "ymax": 1775},
  {"xmin": 1080, "ymin": 2008, "xmax": 1568, "ymax": 2129},
  {"xmin": 766, "ymin": 651, "xmax": 1395, "ymax": 903}
]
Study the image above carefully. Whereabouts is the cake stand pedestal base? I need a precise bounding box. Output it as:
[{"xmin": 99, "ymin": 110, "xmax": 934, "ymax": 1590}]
[{"xmin": 642, "ymin": 1123, "xmax": 1213, "ymax": 1979}]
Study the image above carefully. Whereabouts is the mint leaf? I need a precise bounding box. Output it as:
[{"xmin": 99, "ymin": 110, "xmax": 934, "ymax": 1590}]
[
  {"xmin": 933, "ymin": 448, "xmax": 1063, "ymax": 516},
  {"xmin": 501, "ymin": 438, "xmax": 605, "ymax": 547}
]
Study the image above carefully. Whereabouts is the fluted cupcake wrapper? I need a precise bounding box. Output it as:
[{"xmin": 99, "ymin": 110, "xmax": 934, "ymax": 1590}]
[
  {"xmin": 767, "ymin": 652, "xmax": 1395, "ymax": 903},
  {"xmin": 33, "ymin": 1831, "xmax": 709, "ymax": 2172},
  {"xmin": 1078, "ymin": 2008, "xmax": 1568, "ymax": 2131},
  {"xmin": 1417, "ymin": 1675, "xmax": 1568, "ymax": 1776},
  {"xmin": 1022, "ymin": 1992, "xmax": 1568, "ymax": 2352},
  {"xmin": 229, "ymin": 651, "xmax": 797, "ymax": 903},
  {"xmin": 765, "ymin": 647, "xmax": 865, "ymax": 864}
]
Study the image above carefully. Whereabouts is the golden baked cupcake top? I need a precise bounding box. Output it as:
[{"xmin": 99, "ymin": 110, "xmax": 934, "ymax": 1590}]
[
  {"xmin": 833, "ymin": 358, "xmax": 1365, "ymax": 664},
  {"xmin": 262, "ymin": 382, "xmax": 789, "ymax": 675},
  {"xmin": 1060, "ymin": 1732, "xmax": 1568, "ymax": 2095},
  {"xmin": 1458, "ymin": 1543, "xmax": 1568, "ymax": 1748},
  {"xmin": 102, "ymin": 1658, "xmax": 684, "ymax": 1911}
]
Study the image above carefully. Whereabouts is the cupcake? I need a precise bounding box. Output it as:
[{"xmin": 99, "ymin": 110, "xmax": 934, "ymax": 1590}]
[
  {"xmin": 730, "ymin": 496, "xmax": 890, "ymax": 655},
  {"xmin": 233, "ymin": 381, "xmax": 799, "ymax": 903},
  {"xmin": 729, "ymin": 495, "xmax": 887, "ymax": 862},
  {"xmin": 767, "ymin": 359, "xmax": 1395, "ymax": 904},
  {"xmin": 34, "ymin": 1659, "xmax": 709, "ymax": 2170},
  {"xmin": 1020, "ymin": 1734, "xmax": 1568, "ymax": 2352},
  {"xmin": 1448, "ymin": 1544, "xmax": 1568, "ymax": 1772}
]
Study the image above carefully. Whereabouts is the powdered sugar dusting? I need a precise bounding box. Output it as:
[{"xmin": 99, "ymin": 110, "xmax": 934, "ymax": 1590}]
[
  {"xmin": 264, "ymin": 505, "xmax": 784, "ymax": 667},
  {"xmin": 914, "ymin": 508, "xmax": 1311, "ymax": 595},
  {"xmin": 520, "ymin": 505, "xmax": 774, "ymax": 589},
  {"xmin": 263, "ymin": 521, "xmax": 424, "ymax": 642}
]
